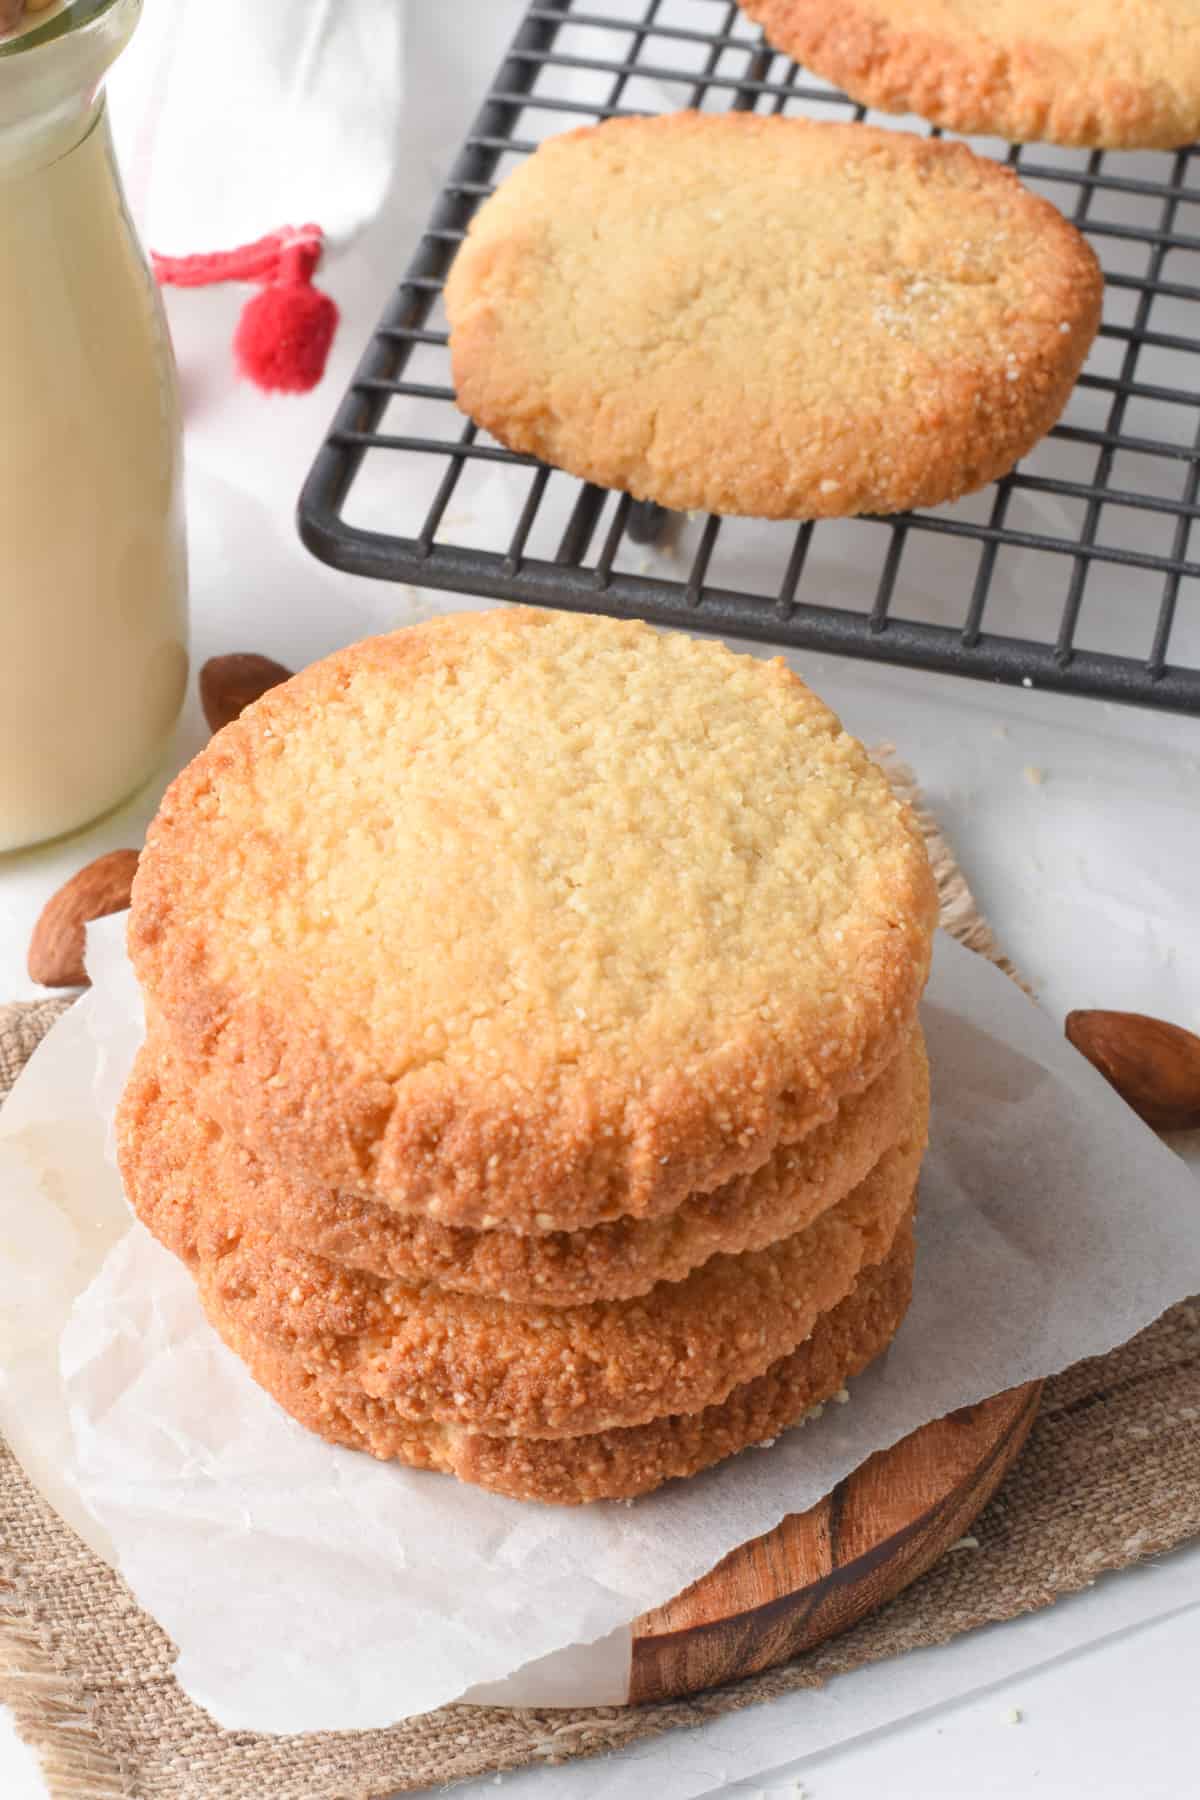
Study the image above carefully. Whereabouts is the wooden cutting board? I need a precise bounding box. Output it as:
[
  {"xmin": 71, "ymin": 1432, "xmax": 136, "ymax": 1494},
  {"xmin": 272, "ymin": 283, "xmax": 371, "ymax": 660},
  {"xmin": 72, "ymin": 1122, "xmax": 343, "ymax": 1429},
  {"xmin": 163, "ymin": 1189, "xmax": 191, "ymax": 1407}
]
[{"xmin": 629, "ymin": 1381, "xmax": 1042, "ymax": 1704}]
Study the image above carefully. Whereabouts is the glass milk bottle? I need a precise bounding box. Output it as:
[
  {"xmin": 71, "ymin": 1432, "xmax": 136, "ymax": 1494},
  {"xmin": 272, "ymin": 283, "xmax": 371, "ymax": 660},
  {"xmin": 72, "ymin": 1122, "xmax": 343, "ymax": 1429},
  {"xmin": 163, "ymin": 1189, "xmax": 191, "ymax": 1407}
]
[{"xmin": 0, "ymin": 0, "xmax": 187, "ymax": 853}]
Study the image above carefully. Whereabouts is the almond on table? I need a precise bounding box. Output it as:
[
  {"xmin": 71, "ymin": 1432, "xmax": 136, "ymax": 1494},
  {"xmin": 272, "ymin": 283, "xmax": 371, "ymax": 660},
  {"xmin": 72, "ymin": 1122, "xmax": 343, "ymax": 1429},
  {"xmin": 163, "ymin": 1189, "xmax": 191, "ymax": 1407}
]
[
  {"xmin": 27, "ymin": 850, "xmax": 140, "ymax": 989},
  {"xmin": 1066, "ymin": 1009, "xmax": 1200, "ymax": 1133},
  {"xmin": 199, "ymin": 652, "xmax": 293, "ymax": 736}
]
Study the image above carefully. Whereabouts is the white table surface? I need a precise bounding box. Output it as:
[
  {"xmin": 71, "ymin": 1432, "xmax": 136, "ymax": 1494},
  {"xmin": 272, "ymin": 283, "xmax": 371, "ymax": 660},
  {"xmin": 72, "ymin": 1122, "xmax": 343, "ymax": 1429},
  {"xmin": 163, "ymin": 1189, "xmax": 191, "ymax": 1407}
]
[{"xmin": 2, "ymin": 3, "xmax": 1200, "ymax": 1795}]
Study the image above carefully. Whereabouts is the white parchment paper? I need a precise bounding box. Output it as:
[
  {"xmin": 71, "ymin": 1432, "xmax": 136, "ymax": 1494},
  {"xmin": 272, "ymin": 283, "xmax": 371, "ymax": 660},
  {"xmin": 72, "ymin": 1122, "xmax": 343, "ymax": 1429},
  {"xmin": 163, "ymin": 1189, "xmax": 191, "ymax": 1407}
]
[{"xmin": 1, "ymin": 913, "xmax": 1198, "ymax": 1734}]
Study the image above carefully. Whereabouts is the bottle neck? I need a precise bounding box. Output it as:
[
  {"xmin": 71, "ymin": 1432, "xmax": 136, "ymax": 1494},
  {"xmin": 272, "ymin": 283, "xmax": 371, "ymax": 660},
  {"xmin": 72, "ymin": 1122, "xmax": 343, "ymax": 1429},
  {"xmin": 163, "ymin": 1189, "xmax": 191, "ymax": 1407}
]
[{"xmin": 0, "ymin": 82, "xmax": 105, "ymax": 175}]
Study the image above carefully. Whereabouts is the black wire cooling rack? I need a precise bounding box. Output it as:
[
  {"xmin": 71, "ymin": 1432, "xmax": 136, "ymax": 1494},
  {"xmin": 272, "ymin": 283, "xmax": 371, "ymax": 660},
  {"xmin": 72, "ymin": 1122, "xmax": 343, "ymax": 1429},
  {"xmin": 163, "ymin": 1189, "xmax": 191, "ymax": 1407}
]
[{"xmin": 298, "ymin": 0, "xmax": 1200, "ymax": 714}]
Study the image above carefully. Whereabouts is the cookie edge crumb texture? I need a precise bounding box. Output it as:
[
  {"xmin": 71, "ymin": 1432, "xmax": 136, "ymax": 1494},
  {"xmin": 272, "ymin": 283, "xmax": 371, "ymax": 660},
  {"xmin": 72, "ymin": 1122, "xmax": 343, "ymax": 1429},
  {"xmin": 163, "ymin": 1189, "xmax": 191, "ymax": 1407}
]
[
  {"xmin": 118, "ymin": 1026, "xmax": 926, "ymax": 1305},
  {"xmin": 743, "ymin": 1, "xmax": 1200, "ymax": 149},
  {"xmin": 197, "ymin": 1211, "xmax": 917, "ymax": 1503}
]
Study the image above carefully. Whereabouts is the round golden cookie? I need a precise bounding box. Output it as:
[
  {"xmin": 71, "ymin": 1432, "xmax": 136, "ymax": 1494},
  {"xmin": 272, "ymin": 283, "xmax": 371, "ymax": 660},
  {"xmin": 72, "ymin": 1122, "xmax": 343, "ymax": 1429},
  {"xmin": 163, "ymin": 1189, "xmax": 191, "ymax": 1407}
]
[
  {"xmin": 444, "ymin": 114, "xmax": 1101, "ymax": 520},
  {"xmin": 199, "ymin": 1214, "xmax": 916, "ymax": 1503},
  {"xmin": 119, "ymin": 1026, "xmax": 924, "ymax": 1306},
  {"xmin": 743, "ymin": 0, "xmax": 1200, "ymax": 150},
  {"xmin": 129, "ymin": 609, "xmax": 937, "ymax": 1231},
  {"xmin": 142, "ymin": 1111, "xmax": 924, "ymax": 1440}
]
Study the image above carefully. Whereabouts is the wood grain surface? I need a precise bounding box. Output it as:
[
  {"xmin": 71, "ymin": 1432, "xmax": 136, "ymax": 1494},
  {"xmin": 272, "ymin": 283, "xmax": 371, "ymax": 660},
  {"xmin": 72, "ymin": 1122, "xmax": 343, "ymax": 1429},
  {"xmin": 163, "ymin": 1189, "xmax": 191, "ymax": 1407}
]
[{"xmin": 629, "ymin": 1381, "xmax": 1042, "ymax": 1704}]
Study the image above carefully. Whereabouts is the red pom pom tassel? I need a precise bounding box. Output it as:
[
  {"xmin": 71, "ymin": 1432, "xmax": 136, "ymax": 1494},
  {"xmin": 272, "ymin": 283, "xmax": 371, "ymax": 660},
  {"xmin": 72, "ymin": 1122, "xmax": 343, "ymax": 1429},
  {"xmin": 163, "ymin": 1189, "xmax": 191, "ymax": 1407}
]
[
  {"xmin": 233, "ymin": 256, "xmax": 339, "ymax": 394},
  {"xmin": 153, "ymin": 227, "xmax": 339, "ymax": 395}
]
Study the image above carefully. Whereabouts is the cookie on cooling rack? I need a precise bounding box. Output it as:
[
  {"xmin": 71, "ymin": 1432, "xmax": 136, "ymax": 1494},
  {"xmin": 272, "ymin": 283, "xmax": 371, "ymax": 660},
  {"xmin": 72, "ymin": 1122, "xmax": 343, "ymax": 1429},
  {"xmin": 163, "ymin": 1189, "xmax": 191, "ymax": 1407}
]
[
  {"xmin": 444, "ymin": 113, "xmax": 1101, "ymax": 520},
  {"xmin": 742, "ymin": 0, "xmax": 1200, "ymax": 149}
]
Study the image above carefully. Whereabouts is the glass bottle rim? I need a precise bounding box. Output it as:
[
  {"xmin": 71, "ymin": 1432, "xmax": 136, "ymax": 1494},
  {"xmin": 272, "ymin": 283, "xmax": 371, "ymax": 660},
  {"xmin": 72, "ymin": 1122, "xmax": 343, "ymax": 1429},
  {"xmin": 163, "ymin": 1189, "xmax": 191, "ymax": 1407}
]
[{"xmin": 0, "ymin": 0, "xmax": 132, "ymax": 61}]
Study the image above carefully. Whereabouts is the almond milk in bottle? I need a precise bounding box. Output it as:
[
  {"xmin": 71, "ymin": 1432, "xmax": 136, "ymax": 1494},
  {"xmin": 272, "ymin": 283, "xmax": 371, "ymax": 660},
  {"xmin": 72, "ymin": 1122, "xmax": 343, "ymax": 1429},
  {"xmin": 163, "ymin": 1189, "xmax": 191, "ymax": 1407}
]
[{"xmin": 0, "ymin": 0, "xmax": 187, "ymax": 851}]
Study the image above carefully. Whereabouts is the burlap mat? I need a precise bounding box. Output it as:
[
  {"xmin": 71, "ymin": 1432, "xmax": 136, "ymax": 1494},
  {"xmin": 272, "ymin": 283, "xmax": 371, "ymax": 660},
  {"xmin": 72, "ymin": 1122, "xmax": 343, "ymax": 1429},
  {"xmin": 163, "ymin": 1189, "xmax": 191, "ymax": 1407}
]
[{"xmin": 2, "ymin": 788, "xmax": 1198, "ymax": 1800}]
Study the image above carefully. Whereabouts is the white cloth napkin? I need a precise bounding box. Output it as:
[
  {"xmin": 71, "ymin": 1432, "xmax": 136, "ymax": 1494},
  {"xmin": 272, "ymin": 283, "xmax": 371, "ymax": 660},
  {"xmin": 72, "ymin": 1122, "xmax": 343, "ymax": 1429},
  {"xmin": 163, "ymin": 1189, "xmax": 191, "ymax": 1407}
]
[{"xmin": 107, "ymin": 0, "xmax": 406, "ymax": 253}]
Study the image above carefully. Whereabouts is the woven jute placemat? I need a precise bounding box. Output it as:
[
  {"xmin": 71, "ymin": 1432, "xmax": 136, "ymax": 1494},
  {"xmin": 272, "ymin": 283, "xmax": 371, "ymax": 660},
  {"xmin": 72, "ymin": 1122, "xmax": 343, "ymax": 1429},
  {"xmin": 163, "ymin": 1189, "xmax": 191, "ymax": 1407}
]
[{"xmin": 1, "ymin": 783, "xmax": 1197, "ymax": 1800}]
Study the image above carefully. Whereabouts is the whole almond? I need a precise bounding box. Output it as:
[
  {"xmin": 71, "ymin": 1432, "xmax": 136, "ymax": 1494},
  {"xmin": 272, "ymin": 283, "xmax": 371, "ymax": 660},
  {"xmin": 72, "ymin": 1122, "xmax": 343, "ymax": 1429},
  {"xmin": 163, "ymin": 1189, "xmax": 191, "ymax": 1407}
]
[
  {"xmin": 200, "ymin": 652, "xmax": 292, "ymax": 735},
  {"xmin": 28, "ymin": 849, "xmax": 140, "ymax": 988},
  {"xmin": 1065, "ymin": 1009, "xmax": 1200, "ymax": 1133}
]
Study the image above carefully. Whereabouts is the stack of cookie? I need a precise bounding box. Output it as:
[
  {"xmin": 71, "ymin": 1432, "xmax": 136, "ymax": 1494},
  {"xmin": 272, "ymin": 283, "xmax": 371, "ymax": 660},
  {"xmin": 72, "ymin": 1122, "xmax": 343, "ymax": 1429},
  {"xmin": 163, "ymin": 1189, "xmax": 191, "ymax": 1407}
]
[{"xmin": 118, "ymin": 609, "xmax": 937, "ymax": 1504}]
